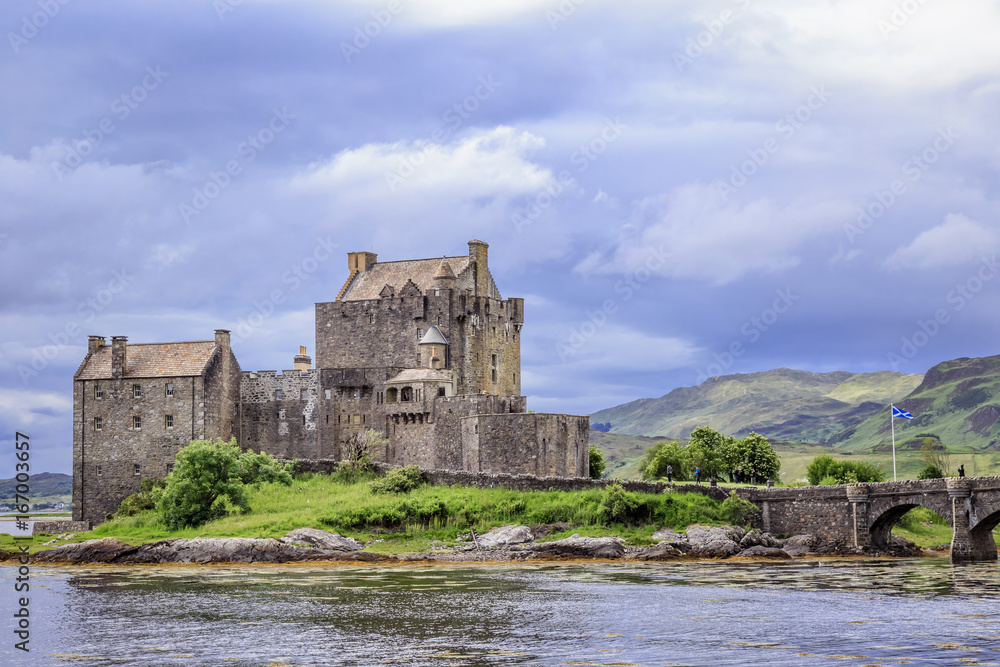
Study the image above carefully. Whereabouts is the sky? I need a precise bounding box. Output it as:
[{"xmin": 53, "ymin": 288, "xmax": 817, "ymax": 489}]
[{"xmin": 2, "ymin": 0, "xmax": 1000, "ymax": 475}]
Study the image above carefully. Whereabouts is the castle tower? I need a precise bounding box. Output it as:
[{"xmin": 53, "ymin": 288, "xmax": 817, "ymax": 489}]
[{"xmin": 419, "ymin": 326, "xmax": 449, "ymax": 370}]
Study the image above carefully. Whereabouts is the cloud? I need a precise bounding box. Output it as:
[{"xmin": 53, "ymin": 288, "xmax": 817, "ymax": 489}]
[
  {"xmin": 574, "ymin": 184, "xmax": 852, "ymax": 285},
  {"xmin": 884, "ymin": 214, "xmax": 1000, "ymax": 270}
]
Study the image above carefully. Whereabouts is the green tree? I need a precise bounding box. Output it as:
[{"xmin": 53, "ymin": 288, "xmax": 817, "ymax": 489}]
[
  {"xmin": 687, "ymin": 426, "xmax": 734, "ymax": 480},
  {"xmin": 806, "ymin": 454, "xmax": 885, "ymax": 485},
  {"xmin": 638, "ymin": 440, "xmax": 690, "ymax": 481},
  {"xmin": 916, "ymin": 464, "xmax": 944, "ymax": 480},
  {"xmin": 731, "ymin": 432, "xmax": 781, "ymax": 481},
  {"xmin": 157, "ymin": 438, "xmax": 292, "ymax": 530},
  {"xmin": 588, "ymin": 446, "xmax": 606, "ymax": 479}
]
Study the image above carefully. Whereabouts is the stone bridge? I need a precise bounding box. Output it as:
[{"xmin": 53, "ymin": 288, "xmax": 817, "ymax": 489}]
[{"xmin": 742, "ymin": 477, "xmax": 1000, "ymax": 562}]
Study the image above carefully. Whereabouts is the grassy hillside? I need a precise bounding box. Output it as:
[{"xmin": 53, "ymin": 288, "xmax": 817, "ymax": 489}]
[
  {"xmin": 0, "ymin": 472, "xmax": 72, "ymax": 505},
  {"xmin": 838, "ymin": 355, "xmax": 1000, "ymax": 451},
  {"xmin": 589, "ymin": 431, "xmax": 684, "ymax": 479},
  {"xmin": 592, "ymin": 368, "xmax": 922, "ymax": 443}
]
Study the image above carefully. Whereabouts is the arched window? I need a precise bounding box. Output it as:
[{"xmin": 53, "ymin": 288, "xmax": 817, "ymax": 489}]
[
  {"xmin": 401, "ymin": 386, "xmax": 413, "ymax": 402},
  {"xmin": 386, "ymin": 387, "xmax": 398, "ymax": 403}
]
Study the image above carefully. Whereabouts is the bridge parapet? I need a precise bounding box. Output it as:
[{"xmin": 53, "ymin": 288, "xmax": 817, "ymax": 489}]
[{"xmin": 741, "ymin": 476, "xmax": 1000, "ymax": 563}]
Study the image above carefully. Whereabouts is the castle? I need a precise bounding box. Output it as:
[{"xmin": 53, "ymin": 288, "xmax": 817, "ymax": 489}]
[{"xmin": 72, "ymin": 240, "xmax": 590, "ymax": 524}]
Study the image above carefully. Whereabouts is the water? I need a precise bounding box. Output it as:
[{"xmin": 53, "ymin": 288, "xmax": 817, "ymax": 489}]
[{"xmin": 3, "ymin": 558, "xmax": 1000, "ymax": 666}]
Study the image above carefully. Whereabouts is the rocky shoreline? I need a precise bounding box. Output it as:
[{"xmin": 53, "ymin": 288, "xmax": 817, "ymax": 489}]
[{"xmin": 4, "ymin": 524, "xmax": 930, "ymax": 565}]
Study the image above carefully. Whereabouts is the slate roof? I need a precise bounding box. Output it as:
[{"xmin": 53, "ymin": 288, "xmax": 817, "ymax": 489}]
[
  {"xmin": 75, "ymin": 341, "xmax": 217, "ymax": 379},
  {"xmin": 419, "ymin": 326, "xmax": 449, "ymax": 346},
  {"xmin": 340, "ymin": 255, "xmax": 471, "ymax": 301}
]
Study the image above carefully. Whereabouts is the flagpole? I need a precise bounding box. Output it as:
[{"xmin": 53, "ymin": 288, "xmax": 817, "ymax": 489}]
[{"xmin": 890, "ymin": 404, "xmax": 897, "ymax": 481}]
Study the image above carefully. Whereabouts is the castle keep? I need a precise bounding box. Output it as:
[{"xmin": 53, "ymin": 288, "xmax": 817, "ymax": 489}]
[{"xmin": 73, "ymin": 240, "xmax": 590, "ymax": 524}]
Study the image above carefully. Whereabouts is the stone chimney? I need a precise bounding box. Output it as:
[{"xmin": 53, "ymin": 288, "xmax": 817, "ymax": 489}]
[
  {"xmin": 87, "ymin": 336, "xmax": 105, "ymax": 355},
  {"xmin": 110, "ymin": 336, "xmax": 127, "ymax": 378},
  {"xmin": 215, "ymin": 329, "xmax": 231, "ymax": 350},
  {"xmin": 468, "ymin": 239, "xmax": 489, "ymax": 297},
  {"xmin": 294, "ymin": 345, "xmax": 312, "ymax": 371},
  {"xmin": 347, "ymin": 251, "xmax": 378, "ymax": 273}
]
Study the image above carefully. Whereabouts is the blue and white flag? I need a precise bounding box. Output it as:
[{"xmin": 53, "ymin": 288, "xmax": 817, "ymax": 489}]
[{"xmin": 892, "ymin": 406, "xmax": 913, "ymax": 420}]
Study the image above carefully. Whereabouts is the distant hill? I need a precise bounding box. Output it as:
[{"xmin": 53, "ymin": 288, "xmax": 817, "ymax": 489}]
[
  {"xmin": 836, "ymin": 355, "xmax": 1000, "ymax": 450},
  {"xmin": 591, "ymin": 368, "xmax": 923, "ymax": 444},
  {"xmin": 0, "ymin": 472, "xmax": 72, "ymax": 502}
]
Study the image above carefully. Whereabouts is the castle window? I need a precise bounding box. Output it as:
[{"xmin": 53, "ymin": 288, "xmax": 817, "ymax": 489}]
[
  {"xmin": 417, "ymin": 328, "xmax": 423, "ymax": 340},
  {"xmin": 132, "ymin": 416, "xmax": 141, "ymax": 430},
  {"xmin": 166, "ymin": 383, "xmax": 174, "ymax": 397},
  {"xmin": 132, "ymin": 384, "xmax": 142, "ymax": 398},
  {"xmin": 97, "ymin": 465, "xmax": 102, "ymax": 476},
  {"xmin": 325, "ymin": 389, "xmax": 332, "ymax": 400},
  {"xmin": 275, "ymin": 389, "xmax": 284, "ymax": 400},
  {"xmin": 165, "ymin": 415, "xmax": 174, "ymax": 428},
  {"xmin": 95, "ymin": 384, "xmax": 103, "ymax": 399},
  {"xmin": 326, "ymin": 415, "xmax": 329, "ymax": 424},
  {"xmin": 301, "ymin": 389, "xmax": 308, "ymax": 400},
  {"xmin": 279, "ymin": 409, "xmax": 286, "ymax": 419},
  {"xmin": 134, "ymin": 463, "xmax": 141, "ymax": 476},
  {"xmin": 353, "ymin": 415, "xmax": 361, "ymax": 425},
  {"xmin": 353, "ymin": 389, "xmax": 360, "ymax": 400},
  {"xmin": 94, "ymin": 417, "xmax": 103, "ymax": 431},
  {"xmin": 302, "ymin": 415, "xmax": 306, "ymax": 425},
  {"xmin": 400, "ymin": 386, "xmax": 412, "ymax": 402},
  {"xmin": 438, "ymin": 387, "xmax": 446, "ymax": 397},
  {"xmin": 386, "ymin": 387, "xmax": 398, "ymax": 403},
  {"xmin": 166, "ymin": 464, "xmax": 174, "ymax": 475}
]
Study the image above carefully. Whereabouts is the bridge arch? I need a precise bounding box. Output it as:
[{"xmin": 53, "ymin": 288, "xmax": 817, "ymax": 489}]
[{"xmin": 867, "ymin": 500, "xmax": 952, "ymax": 550}]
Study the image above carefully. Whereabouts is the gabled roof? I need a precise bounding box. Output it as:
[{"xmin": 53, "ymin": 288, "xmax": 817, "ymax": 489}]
[
  {"xmin": 419, "ymin": 325, "xmax": 449, "ymax": 346},
  {"xmin": 340, "ymin": 255, "xmax": 472, "ymax": 301},
  {"xmin": 75, "ymin": 341, "xmax": 218, "ymax": 380}
]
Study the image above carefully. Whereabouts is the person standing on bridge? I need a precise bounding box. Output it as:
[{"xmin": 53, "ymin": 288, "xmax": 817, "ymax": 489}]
[{"xmin": 958, "ymin": 464, "xmax": 965, "ymax": 478}]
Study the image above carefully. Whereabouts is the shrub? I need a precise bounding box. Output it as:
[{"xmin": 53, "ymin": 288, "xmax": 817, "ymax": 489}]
[
  {"xmin": 369, "ymin": 465, "xmax": 425, "ymax": 494},
  {"xmin": 114, "ymin": 478, "xmax": 166, "ymax": 518},
  {"xmin": 157, "ymin": 438, "xmax": 292, "ymax": 530},
  {"xmin": 589, "ymin": 446, "xmax": 606, "ymax": 479},
  {"xmin": 806, "ymin": 454, "xmax": 885, "ymax": 485},
  {"xmin": 596, "ymin": 483, "xmax": 641, "ymax": 525},
  {"xmin": 916, "ymin": 464, "xmax": 944, "ymax": 480},
  {"xmin": 720, "ymin": 491, "xmax": 759, "ymax": 525}
]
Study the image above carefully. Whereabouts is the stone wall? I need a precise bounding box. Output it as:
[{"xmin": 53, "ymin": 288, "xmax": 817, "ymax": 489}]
[
  {"xmin": 32, "ymin": 520, "xmax": 92, "ymax": 536},
  {"xmin": 461, "ymin": 413, "xmax": 589, "ymax": 477},
  {"xmin": 240, "ymin": 370, "xmax": 319, "ymax": 459}
]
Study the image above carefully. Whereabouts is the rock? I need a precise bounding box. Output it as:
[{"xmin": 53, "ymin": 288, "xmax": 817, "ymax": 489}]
[
  {"xmin": 629, "ymin": 542, "xmax": 687, "ymax": 561},
  {"xmin": 529, "ymin": 534, "xmax": 626, "ymax": 559},
  {"xmin": 528, "ymin": 522, "xmax": 571, "ymax": 539},
  {"xmin": 737, "ymin": 545, "xmax": 791, "ymax": 559},
  {"xmin": 883, "ymin": 535, "xmax": 924, "ymax": 557},
  {"xmin": 781, "ymin": 534, "xmax": 819, "ymax": 548},
  {"xmin": 685, "ymin": 525, "xmax": 743, "ymax": 558},
  {"xmin": 280, "ymin": 528, "xmax": 363, "ymax": 552},
  {"xmin": 0, "ymin": 549, "xmax": 11, "ymax": 562},
  {"xmin": 651, "ymin": 527, "xmax": 686, "ymax": 542},
  {"xmin": 476, "ymin": 525, "xmax": 534, "ymax": 548},
  {"xmin": 739, "ymin": 529, "xmax": 781, "ymax": 549},
  {"xmin": 33, "ymin": 538, "xmax": 138, "ymax": 564}
]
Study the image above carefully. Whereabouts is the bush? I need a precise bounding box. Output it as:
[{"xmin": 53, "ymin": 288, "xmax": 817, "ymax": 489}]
[
  {"xmin": 639, "ymin": 440, "xmax": 690, "ymax": 481},
  {"xmin": 720, "ymin": 491, "xmax": 758, "ymax": 525},
  {"xmin": 806, "ymin": 454, "xmax": 885, "ymax": 485},
  {"xmin": 369, "ymin": 465, "xmax": 425, "ymax": 494},
  {"xmin": 589, "ymin": 446, "xmax": 606, "ymax": 479},
  {"xmin": 596, "ymin": 483, "xmax": 641, "ymax": 525},
  {"xmin": 157, "ymin": 438, "xmax": 292, "ymax": 530},
  {"xmin": 916, "ymin": 464, "xmax": 944, "ymax": 480},
  {"xmin": 114, "ymin": 478, "xmax": 166, "ymax": 518}
]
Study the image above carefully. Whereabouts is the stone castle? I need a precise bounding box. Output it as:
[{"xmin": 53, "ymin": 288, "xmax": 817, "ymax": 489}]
[{"xmin": 72, "ymin": 240, "xmax": 590, "ymax": 524}]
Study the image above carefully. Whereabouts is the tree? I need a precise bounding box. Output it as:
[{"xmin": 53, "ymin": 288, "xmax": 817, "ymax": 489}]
[
  {"xmin": 687, "ymin": 426, "xmax": 734, "ymax": 480},
  {"xmin": 157, "ymin": 438, "xmax": 292, "ymax": 530},
  {"xmin": 806, "ymin": 454, "xmax": 885, "ymax": 485},
  {"xmin": 731, "ymin": 432, "xmax": 781, "ymax": 481},
  {"xmin": 638, "ymin": 440, "xmax": 691, "ymax": 481},
  {"xmin": 588, "ymin": 446, "xmax": 606, "ymax": 479},
  {"xmin": 344, "ymin": 429, "xmax": 387, "ymax": 467}
]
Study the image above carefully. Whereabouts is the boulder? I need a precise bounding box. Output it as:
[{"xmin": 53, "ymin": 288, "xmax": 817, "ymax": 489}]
[
  {"xmin": 476, "ymin": 525, "xmax": 534, "ymax": 548},
  {"xmin": 739, "ymin": 529, "xmax": 781, "ymax": 549},
  {"xmin": 0, "ymin": 549, "xmax": 11, "ymax": 562},
  {"xmin": 651, "ymin": 527, "xmax": 686, "ymax": 542},
  {"xmin": 685, "ymin": 525, "xmax": 743, "ymax": 558},
  {"xmin": 280, "ymin": 528, "xmax": 364, "ymax": 552},
  {"xmin": 529, "ymin": 534, "xmax": 626, "ymax": 559},
  {"xmin": 629, "ymin": 542, "xmax": 687, "ymax": 561},
  {"xmin": 33, "ymin": 538, "xmax": 137, "ymax": 564},
  {"xmin": 736, "ymin": 545, "xmax": 791, "ymax": 559}
]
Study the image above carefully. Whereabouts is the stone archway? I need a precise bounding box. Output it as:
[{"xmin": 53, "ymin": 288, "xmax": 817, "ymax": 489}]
[{"xmin": 868, "ymin": 502, "xmax": 952, "ymax": 550}]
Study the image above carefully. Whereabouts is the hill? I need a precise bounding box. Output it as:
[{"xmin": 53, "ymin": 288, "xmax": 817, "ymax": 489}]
[
  {"xmin": 591, "ymin": 368, "xmax": 922, "ymax": 443},
  {"xmin": 836, "ymin": 355, "xmax": 1000, "ymax": 451},
  {"xmin": 0, "ymin": 472, "xmax": 72, "ymax": 499}
]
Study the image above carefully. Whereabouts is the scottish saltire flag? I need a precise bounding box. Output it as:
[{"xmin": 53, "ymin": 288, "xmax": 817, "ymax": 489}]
[{"xmin": 892, "ymin": 406, "xmax": 914, "ymax": 420}]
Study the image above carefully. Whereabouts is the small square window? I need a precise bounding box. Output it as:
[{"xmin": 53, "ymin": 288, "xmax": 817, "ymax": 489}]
[
  {"xmin": 417, "ymin": 328, "xmax": 423, "ymax": 340},
  {"xmin": 94, "ymin": 417, "xmax": 103, "ymax": 431},
  {"xmin": 166, "ymin": 463, "xmax": 174, "ymax": 475},
  {"xmin": 353, "ymin": 389, "xmax": 361, "ymax": 400},
  {"xmin": 97, "ymin": 464, "xmax": 102, "ymax": 476},
  {"xmin": 134, "ymin": 463, "xmax": 141, "ymax": 476},
  {"xmin": 438, "ymin": 387, "xmax": 446, "ymax": 397},
  {"xmin": 132, "ymin": 384, "xmax": 142, "ymax": 398},
  {"xmin": 165, "ymin": 415, "xmax": 174, "ymax": 428},
  {"xmin": 300, "ymin": 389, "xmax": 308, "ymax": 400},
  {"xmin": 275, "ymin": 389, "xmax": 284, "ymax": 400},
  {"xmin": 166, "ymin": 383, "xmax": 174, "ymax": 397},
  {"xmin": 94, "ymin": 384, "xmax": 103, "ymax": 399},
  {"xmin": 324, "ymin": 389, "xmax": 332, "ymax": 400},
  {"xmin": 133, "ymin": 415, "xmax": 142, "ymax": 430}
]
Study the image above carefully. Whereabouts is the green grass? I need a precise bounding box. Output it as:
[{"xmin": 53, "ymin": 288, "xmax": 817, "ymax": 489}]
[
  {"xmin": 12, "ymin": 473, "xmax": 748, "ymax": 555},
  {"xmin": 891, "ymin": 506, "xmax": 953, "ymax": 549}
]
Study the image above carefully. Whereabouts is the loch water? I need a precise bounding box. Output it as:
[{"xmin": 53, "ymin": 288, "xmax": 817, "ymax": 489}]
[{"xmin": 3, "ymin": 558, "xmax": 1000, "ymax": 666}]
